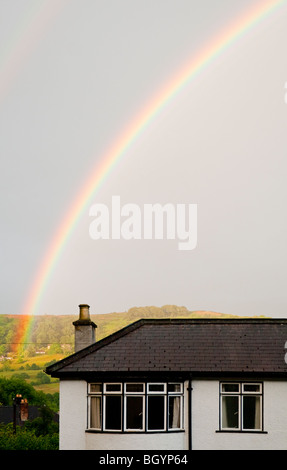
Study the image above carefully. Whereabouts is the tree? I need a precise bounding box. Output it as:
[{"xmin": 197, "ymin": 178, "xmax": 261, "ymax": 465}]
[
  {"xmin": 23, "ymin": 344, "xmax": 36, "ymax": 357},
  {"xmin": 48, "ymin": 343, "xmax": 62, "ymax": 354},
  {"xmin": 0, "ymin": 376, "xmax": 59, "ymax": 412},
  {"xmin": 35, "ymin": 371, "xmax": 51, "ymax": 384},
  {"xmin": 0, "ymin": 377, "xmax": 38, "ymax": 406},
  {"xmin": 0, "ymin": 423, "xmax": 59, "ymax": 450},
  {"xmin": 25, "ymin": 405, "xmax": 58, "ymax": 436}
]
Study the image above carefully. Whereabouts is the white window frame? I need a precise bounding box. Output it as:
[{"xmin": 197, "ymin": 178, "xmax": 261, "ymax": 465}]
[
  {"xmin": 124, "ymin": 394, "xmax": 145, "ymax": 432},
  {"xmin": 124, "ymin": 383, "xmax": 145, "ymax": 394},
  {"xmin": 87, "ymin": 381, "xmax": 184, "ymax": 432},
  {"xmin": 220, "ymin": 382, "xmax": 263, "ymax": 432},
  {"xmin": 146, "ymin": 382, "xmax": 167, "ymax": 431},
  {"xmin": 104, "ymin": 383, "xmax": 122, "ymax": 394},
  {"xmin": 88, "ymin": 395, "xmax": 102, "ymax": 430},
  {"xmin": 124, "ymin": 383, "xmax": 145, "ymax": 432},
  {"xmin": 168, "ymin": 394, "xmax": 183, "ymax": 430},
  {"xmin": 147, "ymin": 383, "xmax": 166, "ymax": 394},
  {"xmin": 147, "ymin": 393, "xmax": 167, "ymax": 431},
  {"xmin": 103, "ymin": 394, "xmax": 122, "ymax": 431},
  {"xmin": 88, "ymin": 383, "xmax": 102, "ymax": 430},
  {"xmin": 168, "ymin": 382, "xmax": 183, "ymax": 394}
]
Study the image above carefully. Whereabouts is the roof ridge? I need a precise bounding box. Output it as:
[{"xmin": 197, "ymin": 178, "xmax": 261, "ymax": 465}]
[{"xmin": 125, "ymin": 317, "xmax": 287, "ymax": 325}]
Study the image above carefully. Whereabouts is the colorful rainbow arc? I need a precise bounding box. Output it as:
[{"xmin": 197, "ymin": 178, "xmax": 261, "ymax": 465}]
[{"xmin": 15, "ymin": 0, "xmax": 286, "ymax": 353}]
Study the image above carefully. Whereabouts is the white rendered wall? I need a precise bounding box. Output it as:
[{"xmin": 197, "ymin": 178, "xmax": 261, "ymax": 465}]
[
  {"xmin": 59, "ymin": 378, "xmax": 287, "ymax": 450},
  {"xmin": 86, "ymin": 431, "xmax": 186, "ymax": 450},
  {"xmin": 191, "ymin": 379, "xmax": 287, "ymax": 450},
  {"xmin": 59, "ymin": 379, "xmax": 87, "ymax": 450},
  {"xmin": 59, "ymin": 379, "xmax": 189, "ymax": 450}
]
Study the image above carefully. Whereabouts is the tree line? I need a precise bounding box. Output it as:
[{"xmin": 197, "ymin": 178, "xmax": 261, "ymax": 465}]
[
  {"xmin": 0, "ymin": 376, "xmax": 59, "ymax": 450},
  {"xmin": 0, "ymin": 306, "xmax": 242, "ymax": 355}
]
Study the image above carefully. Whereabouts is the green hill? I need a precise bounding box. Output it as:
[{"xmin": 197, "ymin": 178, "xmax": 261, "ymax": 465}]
[{"xmin": 0, "ymin": 305, "xmax": 255, "ymax": 357}]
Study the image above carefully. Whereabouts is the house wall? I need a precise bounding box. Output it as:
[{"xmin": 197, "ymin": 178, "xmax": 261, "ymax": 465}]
[
  {"xmin": 191, "ymin": 379, "xmax": 287, "ymax": 450},
  {"xmin": 85, "ymin": 431, "xmax": 186, "ymax": 450},
  {"xmin": 59, "ymin": 378, "xmax": 287, "ymax": 450},
  {"xmin": 59, "ymin": 379, "xmax": 189, "ymax": 450},
  {"xmin": 60, "ymin": 379, "xmax": 87, "ymax": 450}
]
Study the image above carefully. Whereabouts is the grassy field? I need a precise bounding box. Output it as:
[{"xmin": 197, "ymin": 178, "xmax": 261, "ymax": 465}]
[{"xmin": 0, "ymin": 353, "xmax": 63, "ymax": 394}]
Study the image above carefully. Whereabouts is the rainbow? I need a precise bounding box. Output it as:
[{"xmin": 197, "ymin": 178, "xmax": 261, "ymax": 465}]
[{"xmin": 13, "ymin": 0, "xmax": 286, "ymax": 354}]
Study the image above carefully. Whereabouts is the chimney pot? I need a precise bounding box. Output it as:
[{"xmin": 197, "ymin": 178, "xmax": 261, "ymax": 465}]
[
  {"xmin": 73, "ymin": 304, "xmax": 97, "ymax": 352},
  {"xmin": 79, "ymin": 304, "xmax": 91, "ymax": 320}
]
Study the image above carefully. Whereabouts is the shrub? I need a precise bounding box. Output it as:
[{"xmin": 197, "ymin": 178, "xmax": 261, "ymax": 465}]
[{"xmin": 0, "ymin": 423, "xmax": 59, "ymax": 450}]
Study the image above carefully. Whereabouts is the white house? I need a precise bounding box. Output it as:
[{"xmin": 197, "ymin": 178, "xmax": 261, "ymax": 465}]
[{"xmin": 46, "ymin": 305, "xmax": 287, "ymax": 450}]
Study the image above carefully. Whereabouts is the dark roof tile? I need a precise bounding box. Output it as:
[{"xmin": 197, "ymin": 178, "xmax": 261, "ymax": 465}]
[{"xmin": 46, "ymin": 318, "xmax": 287, "ymax": 377}]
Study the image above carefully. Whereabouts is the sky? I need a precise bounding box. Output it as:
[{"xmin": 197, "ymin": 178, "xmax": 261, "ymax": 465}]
[{"xmin": 1, "ymin": 0, "xmax": 287, "ymax": 318}]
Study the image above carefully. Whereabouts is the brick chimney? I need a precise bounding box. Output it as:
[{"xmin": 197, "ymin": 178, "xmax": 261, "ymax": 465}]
[
  {"xmin": 20, "ymin": 398, "xmax": 29, "ymax": 422},
  {"xmin": 73, "ymin": 304, "xmax": 97, "ymax": 352}
]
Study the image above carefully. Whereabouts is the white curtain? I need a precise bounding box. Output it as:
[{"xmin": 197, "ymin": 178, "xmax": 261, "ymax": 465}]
[
  {"xmin": 169, "ymin": 396, "xmax": 181, "ymax": 429},
  {"xmin": 90, "ymin": 396, "xmax": 101, "ymax": 429},
  {"xmin": 254, "ymin": 396, "xmax": 261, "ymax": 430},
  {"xmin": 243, "ymin": 395, "xmax": 261, "ymax": 430}
]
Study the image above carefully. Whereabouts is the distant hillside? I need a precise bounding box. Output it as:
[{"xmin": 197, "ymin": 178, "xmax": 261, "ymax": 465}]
[
  {"xmin": 0, "ymin": 305, "xmax": 258, "ymax": 356},
  {"xmin": 92, "ymin": 305, "xmax": 241, "ymax": 341}
]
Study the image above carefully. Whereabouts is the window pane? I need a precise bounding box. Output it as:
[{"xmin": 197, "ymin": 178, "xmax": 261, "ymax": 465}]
[
  {"xmin": 148, "ymin": 396, "xmax": 165, "ymax": 430},
  {"xmin": 148, "ymin": 384, "xmax": 165, "ymax": 393},
  {"xmin": 126, "ymin": 383, "xmax": 144, "ymax": 393},
  {"xmin": 168, "ymin": 396, "xmax": 181, "ymax": 429},
  {"xmin": 243, "ymin": 384, "xmax": 261, "ymax": 393},
  {"xmin": 105, "ymin": 396, "xmax": 122, "ymax": 430},
  {"xmin": 222, "ymin": 383, "xmax": 239, "ymax": 393},
  {"xmin": 126, "ymin": 396, "xmax": 143, "ymax": 430},
  {"xmin": 105, "ymin": 383, "xmax": 122, "ymax": 393},
  {"xmin": 222, "ymin": 396, "xmax": 239, "ymax": 429},
  {"xmin": 90, "ymin": 396, "xmax": 101, "ymax": 429},
  {"xmin": 90, "ymin": 383, "xmax": 102, "ymax": 393},
  {"xmin": 243, "ymin": 396, "xmax": 261, "ymax": 430},
  {"xmin": 168, "ymin": 383, "xmax": 182, "ymax": 393}
]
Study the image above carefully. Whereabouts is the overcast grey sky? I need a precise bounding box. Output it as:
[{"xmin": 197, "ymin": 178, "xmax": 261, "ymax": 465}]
[{"xmin": 1, "ymin": 0, "xmax": 287, "ymax": 317}]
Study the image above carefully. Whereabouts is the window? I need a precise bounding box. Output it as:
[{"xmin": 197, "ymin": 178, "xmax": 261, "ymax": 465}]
[
  {"xmin": 125, "ymin": 383, "xmax": 145, "ymax": 431},
  {"xmin": 169, "ymin": 395, "xmax": 182, "ymax": 429},
  {"xmin": 147, "ymin": 395, "xmax": 166, "ymax": 430},
  {"xmin": 88, "ymin": 382, "xmax": 184, "ymax": 432},
  {"xmin": 126, "ymin": 396, "xmax": 144, "ymax": 430},
  {"xmin": 89, "ymin": 383, "xmax": 102, "ymax": 430},
  {"xmin": 104, "ymin": 395, "xmax": 122, "ymax": 430},
  {"xmin": 220, "ymin": 382, "xmax": 263, "ymax": 431},
  {"xmin": 90, "ymin": 396, "xmax": 101, "ymax": 429},
  {"xmin": 147, "ymin": 383, "xmax": 166, "ymax": 393}
]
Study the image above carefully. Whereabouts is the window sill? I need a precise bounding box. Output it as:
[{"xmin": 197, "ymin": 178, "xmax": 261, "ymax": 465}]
[
  {"xmin": 86, "ymin": 429, "xmax": 185, "ymax": 434},
  {"xmin": 216, "ymin": 430, "xmax": 268, "ymax": 434}
]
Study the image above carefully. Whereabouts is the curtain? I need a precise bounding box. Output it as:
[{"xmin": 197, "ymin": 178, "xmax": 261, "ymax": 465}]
[
  {"xmin": 254, "ymin": 396, "xmax": 261, "ymax": 430},
  {"xmin": 169, "ymin": 396, "xmax": 181, "ymax": 429},
  {"xmin": 243, "ymin": 395, "xmax": 261, "ymax": 430},
  {"xmin": 90, "ymin": 396, "xmax": 101, "ymax": 429}
]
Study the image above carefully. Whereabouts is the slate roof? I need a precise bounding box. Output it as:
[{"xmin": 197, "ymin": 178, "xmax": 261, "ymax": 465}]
[{"xmin": 46, "ymin": 318, "xmax": 287, "ymax": 379}]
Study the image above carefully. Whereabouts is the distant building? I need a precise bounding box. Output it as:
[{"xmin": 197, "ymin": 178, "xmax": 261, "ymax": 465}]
[
  {"xmin": 0, "ymin": 399, "xmax": 59, "ymax": 426},
  {"xmin": 46, "ymin": 304, "xmax": 287, "ymax": 450}
]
